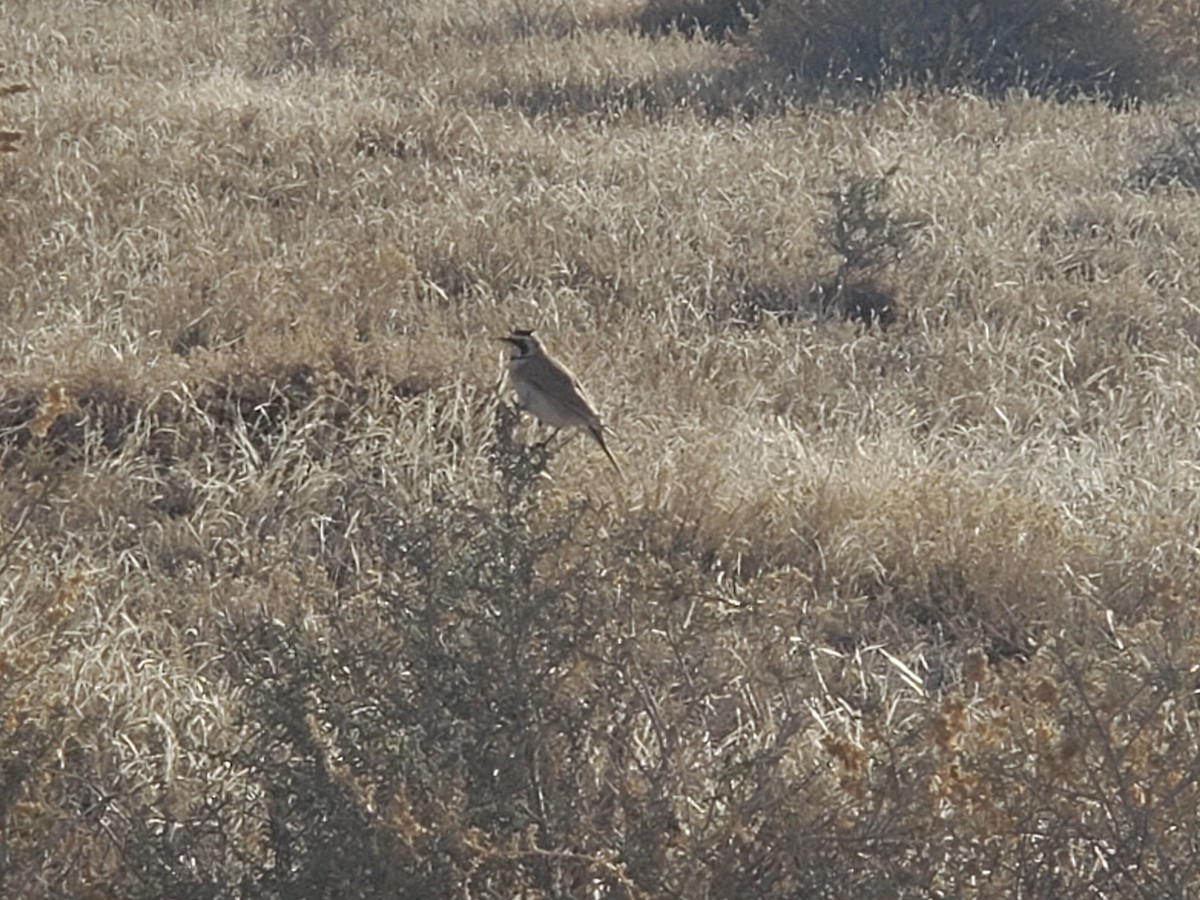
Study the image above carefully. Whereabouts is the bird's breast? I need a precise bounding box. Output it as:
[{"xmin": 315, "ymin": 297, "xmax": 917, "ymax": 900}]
[{"xmin": 515, "ymin": 382, "xmax": 575, "ymax": 429}]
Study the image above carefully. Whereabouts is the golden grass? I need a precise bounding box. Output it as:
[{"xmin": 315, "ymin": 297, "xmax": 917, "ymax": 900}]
[{"xmin": 4, "ymin": 0, "xmax": 1200, "ymax": 895}]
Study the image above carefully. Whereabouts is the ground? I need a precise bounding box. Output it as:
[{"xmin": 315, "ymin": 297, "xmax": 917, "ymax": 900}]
[{"xmin": 3, "ymin": 1, "xmax": 1200, "ymax": 896}]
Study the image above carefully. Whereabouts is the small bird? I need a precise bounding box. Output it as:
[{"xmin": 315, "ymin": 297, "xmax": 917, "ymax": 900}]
[{"xmin": 500, "ymin": 328, "xmax": 621, "ymax": 474}]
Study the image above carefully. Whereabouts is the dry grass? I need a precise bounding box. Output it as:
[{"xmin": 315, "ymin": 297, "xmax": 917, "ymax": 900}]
[{"xmin": 4, "ymin": 1, "xmax": 1200, "ymax": 896}]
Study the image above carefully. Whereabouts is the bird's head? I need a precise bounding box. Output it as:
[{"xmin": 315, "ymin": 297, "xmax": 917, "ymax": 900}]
[{"xmin": 499, "ymin": 329, "xmax": 540, "ymax": 358}]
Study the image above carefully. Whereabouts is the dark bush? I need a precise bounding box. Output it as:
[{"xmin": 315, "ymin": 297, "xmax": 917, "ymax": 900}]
[
  {"xmin": 1130, "ymin": 120, "xmax": 1200, "ymax": 190},
  {"xmin": 638, "ymin": 0, "xmax": 771, "ymax": 38},
  {"xmin": 733, "ymin": 167, "xmax": 915, "ymax": 327},
  {"xmin": 754, "ymin": 0, "xmax": 1167, "ymax": 102}
]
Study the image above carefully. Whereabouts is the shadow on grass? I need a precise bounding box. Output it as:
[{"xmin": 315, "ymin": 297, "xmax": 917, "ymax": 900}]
[{"xmin": 485, "ymin": 62, "xmax": 802, "ymax": 123}]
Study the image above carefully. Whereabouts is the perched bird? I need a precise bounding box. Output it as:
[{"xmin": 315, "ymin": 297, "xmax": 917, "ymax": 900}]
[{"xmin": 500, "ymin": 328, "xmax": 621, "ymax": 474}]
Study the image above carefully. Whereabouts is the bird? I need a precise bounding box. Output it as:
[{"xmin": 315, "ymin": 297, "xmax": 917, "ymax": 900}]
[{"xmin": 500, "ymin": 328, "xmax": 621, "ymax": 475}]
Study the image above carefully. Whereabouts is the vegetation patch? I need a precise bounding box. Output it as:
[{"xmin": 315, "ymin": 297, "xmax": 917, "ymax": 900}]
[
  {"xmin": 1130, "ymin": 118, "xmax": 1200, "ymax": 189},
  {"xmin": 753, "ymin": 0, "xmax": 1170, "ymax": 102},
  {"xmin": 3, "ymin": 0, "xmax": 1200, "ymax": 896},
  {"xmin": 734, "ymin": 167, "xmax": 916, "ymax": 326},
  {"xmin": 637, "ymin": 0, "xmax": 771, "ymax": 37}
]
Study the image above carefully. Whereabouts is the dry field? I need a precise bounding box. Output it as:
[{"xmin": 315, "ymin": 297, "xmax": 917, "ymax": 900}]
[{"xmin": 4, "ymin": 0, "xmax": 1200, "ymax": 896}]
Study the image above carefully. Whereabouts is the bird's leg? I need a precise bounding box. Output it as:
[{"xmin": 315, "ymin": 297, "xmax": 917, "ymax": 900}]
[{"xmin": 533, "ymin": 427, "xmax": 561, "ymax": 450}]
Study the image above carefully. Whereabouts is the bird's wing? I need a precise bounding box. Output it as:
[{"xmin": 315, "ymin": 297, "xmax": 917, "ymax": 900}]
[{"xmin": 525, "ymin": 357, "xmax": 603, "ymax": 425}]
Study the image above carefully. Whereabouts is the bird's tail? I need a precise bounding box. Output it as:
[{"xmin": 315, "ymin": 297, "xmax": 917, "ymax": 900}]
[{"xmin": 591, "ymin": 426, "xmax": 623, "ymax": 477}]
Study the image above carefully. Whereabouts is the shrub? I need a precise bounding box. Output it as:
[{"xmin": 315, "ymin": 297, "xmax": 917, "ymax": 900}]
[
  {"xmin": 1130, "ymin": 119, "xmax": 1200, "ymax": 190},
  {"xmin": 637, "ymin": 0, "xmax": 770, "ymax": 37},
  {"xmin": 754, "ymin": 0, "xmax": 1167, "ymax": 102},
  {"xmin": 734, "ymin": 166, "xmax": 916, "ymax": 327}
]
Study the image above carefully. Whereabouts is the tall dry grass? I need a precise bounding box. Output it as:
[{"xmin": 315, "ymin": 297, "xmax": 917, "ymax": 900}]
[{"xmin": 3, "ymin": 0, "xmax": 1200, "ymax": 896}]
